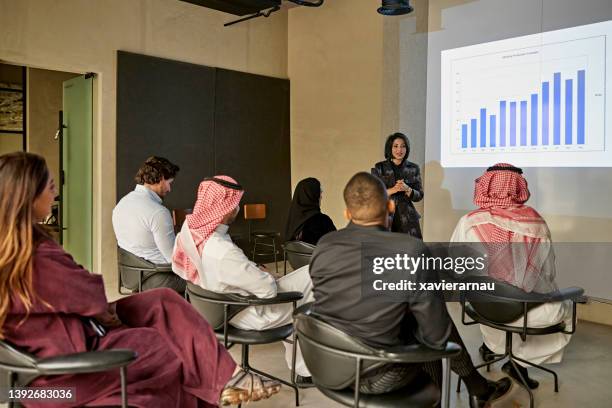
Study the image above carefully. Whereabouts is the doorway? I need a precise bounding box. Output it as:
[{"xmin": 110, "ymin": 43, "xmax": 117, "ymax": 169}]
[{"xmin": 0, "ymin": 63, "xmax": 94, "ymax": 271}]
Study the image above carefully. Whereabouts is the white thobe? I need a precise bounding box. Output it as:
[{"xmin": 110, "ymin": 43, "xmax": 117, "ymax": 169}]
[
  {"xmin": 451, "ymin": 215, "xmax": 572, "ymax": 366},
  {"xmin": 174, "ymin": 223, "xmax": 313, "ymax": 376}
]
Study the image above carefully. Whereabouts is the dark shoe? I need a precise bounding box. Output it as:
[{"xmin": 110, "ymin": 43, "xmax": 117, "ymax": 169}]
[
  {"xmin": 479, "ymin": 343, "xmax": 495, "ymax": 362},
  {"xmin": 502, "ymin": 361, "xmax": 539, "ymax": 389},
  {"xmin": 469, "ymin": 377, "xmax": 512, "ymax": 408},
  {"xmin": 295, "ymin": 375, "xmax": 315, "ymax": 389}
]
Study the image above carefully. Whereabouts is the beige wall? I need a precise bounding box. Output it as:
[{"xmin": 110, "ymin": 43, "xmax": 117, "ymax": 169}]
[
  {"xmin": 0, "ymin": 0, "xmax": 288, "ymax": 285},
  {"xmin": 288, "ymin": 0, "xmax": 384, "ymax": 226}
]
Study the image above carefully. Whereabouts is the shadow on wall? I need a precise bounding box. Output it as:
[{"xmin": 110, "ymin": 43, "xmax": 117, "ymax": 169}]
[
  {"xmin": 423, "ymin": 160, "xmax": 465, "ymax": 241},
  {"xmin": 428, "ymin": 0, "xmax": 479, "ymax": 32}
]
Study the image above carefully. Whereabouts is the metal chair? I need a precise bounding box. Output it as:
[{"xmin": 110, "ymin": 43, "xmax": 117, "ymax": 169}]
[
  {"xmin": 171, "ymin": 208, "xmax": 192, "ymax": 233},
  {"xmin": 283, "ymin": 240, "xmax": 315, "ymax": 275},
  {"xmin": 0, "ymin": 338, "xmax": 136, "ymax": 408},
  {"xmin": 185, "ymin": 282, "xmax": 303, "ymax": 406},
  {"xmin": 116, "ymin": 247, "xmax": 178, "ymax": 295},
  {"xmin": 457, "ymin": 277, "xmax": 585, "ymax": 408},
  {"xmin": 293, "ymin": 306, "xmax": 461, "ymax": 408},
  {"xmin": 243, "ymin": 204, "xmax": 281, "ymax": 272}
]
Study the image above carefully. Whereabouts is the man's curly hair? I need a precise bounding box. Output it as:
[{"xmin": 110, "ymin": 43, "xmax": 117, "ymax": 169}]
[{"xmin": 134, "ymin": 156, "xmax": 180, "ymax": 185}]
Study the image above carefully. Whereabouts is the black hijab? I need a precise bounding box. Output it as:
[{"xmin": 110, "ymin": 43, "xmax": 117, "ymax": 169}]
[{"xmin": 284, "ymin": 178, "xmax": 322, "ymax": 242}]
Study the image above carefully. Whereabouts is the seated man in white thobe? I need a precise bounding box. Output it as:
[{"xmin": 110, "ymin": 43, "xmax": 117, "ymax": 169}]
[
  {"xmin": 172, "ymin": 176, "xmax": 314, "ymax": 385},
  {"xmin": 451, "ymin": 163, "xmax": 572, "ymax": 390}
]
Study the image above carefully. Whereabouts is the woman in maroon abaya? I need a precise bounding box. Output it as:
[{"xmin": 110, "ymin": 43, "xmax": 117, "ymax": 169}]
[{"xmin": 0, "ymin": 152, "xmax": 280, "ymax": 408}]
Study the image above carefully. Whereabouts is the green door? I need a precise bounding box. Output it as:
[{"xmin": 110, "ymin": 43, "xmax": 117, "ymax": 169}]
[{"xmin": 62, "ymin": 75, "xmax": 92, "ymax": 270}]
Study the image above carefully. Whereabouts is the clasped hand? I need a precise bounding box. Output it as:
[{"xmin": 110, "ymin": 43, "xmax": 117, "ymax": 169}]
[
  {"xmin": 392, "ymin": 180, "xmax": 412, "ymax": 196},
  {"xmin": 94, "ymin": 302, "xmax": 123, "ymax": 329}
]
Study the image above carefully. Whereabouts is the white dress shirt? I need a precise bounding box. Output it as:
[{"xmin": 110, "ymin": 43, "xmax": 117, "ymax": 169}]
[{"xmin": 112, "ymin": 184, "xmax": 175, "ymax": 264}]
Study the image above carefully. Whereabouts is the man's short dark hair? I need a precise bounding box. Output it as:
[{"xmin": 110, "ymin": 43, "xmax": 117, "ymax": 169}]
[
  {"xmin": 134, "ymin": 156, "xmax": 180, "ymax": 185},
  {"xmin": 343, "ymin": 172, "xmax": 388, "ymax": 221}
]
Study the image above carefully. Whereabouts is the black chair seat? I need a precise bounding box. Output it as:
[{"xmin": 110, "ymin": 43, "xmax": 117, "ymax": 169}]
[
  {"xmin": 252, "ymin": 231, "xmax": 280, "ymax": 238},
  {"xmin": 317, "ymin": 370, "xmax": 440, "ymax": 408},
  {"xmin": 214, "ymin": 324, "xmax": 293, "ymax": 345},
  {"xmin": 465, "ymin": 304, "xmax": 566, "ymax": 335}
]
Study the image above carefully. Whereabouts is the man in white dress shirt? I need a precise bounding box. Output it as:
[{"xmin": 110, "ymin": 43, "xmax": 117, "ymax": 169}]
[
  {"xmin": 113, "ymin": 156, "xmax": 186, "ymax": 293},
  {"xmin": 173, "ymin": 176, "xmax": 314, "ymax": 385}
]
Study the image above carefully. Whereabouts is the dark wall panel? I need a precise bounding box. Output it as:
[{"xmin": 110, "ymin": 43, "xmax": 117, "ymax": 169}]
[
  {"xmin": 214, "ymin": 68, "xmax": 291, "ymax": 236},
  {"xmin": 116, "ymin": 52, "xmax": 291, "ymax": 242},
  {"xmin": 117, "ymin": 51, "xmax": 216, "ymax": 211}
]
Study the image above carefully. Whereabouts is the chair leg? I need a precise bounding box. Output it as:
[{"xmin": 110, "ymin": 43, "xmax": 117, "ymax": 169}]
[
  {"xmin": 284, "ymin": 256, "xmax": 288, "ymax": 277},
  {"xmin": 291, "ymin": 330, "xmax": 300, "ymax": 406},
  {"xmin": 7, "ymin": 371, "xmax": 15, "ymax": 408},
  {"xmin": 509, "ymin": 358, "xmax": 535, "ymax": 408},
  {"xmin": 241, "ymin": 342, "xmax": 300, "ymax": 406},
  {"xmin": 251, "ymin": 237, "xmax": 258, "ymax": 262},
  {"xmin": 272, "ymin": 238, "xmax": 278, "ymax": 274},
  {"xmin": 442, "ymin": 358, "xmax": 451, "ymax": 408},
  {"xmin": 120, "ymin": 366, "xmax": 128, "ymax": 408},
  {"xmin": 473, "ymin": 352, "xmax": 508, "ymax": 371},
  {"xmin": 241, "ymin": 344, "xmax": 250, "ymax": 371},
  {"xmin": 512, "ymin": 354, "xmax": 559, "ymax": 392}
]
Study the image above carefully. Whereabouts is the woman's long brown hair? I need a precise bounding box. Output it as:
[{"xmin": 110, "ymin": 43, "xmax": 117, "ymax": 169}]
[{"xmin": 0, "ymin": 152, "xmax": 50, "ymax": 338}]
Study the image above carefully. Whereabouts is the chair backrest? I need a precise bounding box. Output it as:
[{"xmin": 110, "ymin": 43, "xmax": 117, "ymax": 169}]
[
  {"xmin": 185, "ymin": 283, "xmax": 247, "ymax": 330},
  {"xmin": 172, "ymin": 208, "xmax": 192, "ymax": 233},
  {"xmin": 244, "ymin": 204, "xmax": 266, "ymax": 220},
  {"xmin": 284, "ymin": 240, "xmax": 315, "ymax": 270},
  {"xmin": 0, "ymin": 339, "xmax": 40, "ymax": 395},
  {"xmin": 0, "ymin": 340, "xmax": 37, "ymax": 371},
  {"xmin": 294, "ymin": 311, "xmax": 380, "ymax": 390},
  {"xmin": 464, "ymin": 278, "xmax": 542, "ymax": 324},
  {"xmin": 117, "ymin": 247, "xmax": 157, "ymax": 290}
]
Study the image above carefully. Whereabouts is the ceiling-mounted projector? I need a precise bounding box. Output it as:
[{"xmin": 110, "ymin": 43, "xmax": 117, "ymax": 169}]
[
  {"xmin": 179, "ymin": 0, "xmax": 281, "ymax": 16},
  {"xmin": 179, "ymin": 0, "xmax": 324, "ymax": 26}
]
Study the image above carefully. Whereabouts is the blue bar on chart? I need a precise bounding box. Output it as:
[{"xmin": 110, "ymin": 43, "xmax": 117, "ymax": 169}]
[
  {"xmin": 566, "ymin": 78, "xmax": 573, "ymax": 145},
  {"xmin": 500, "ymin": 101, "xmax": 506, "ymax": 147},
  {"xmin": 520, "ymin": 101, "xmax": 527, "ymax": 146},
  {"xmin": 480, "ymin": 108, "xmax": 486, "ymax": 147},
  {"xmin": 457, "ymin": 69, "xmax": 586, "ymax": 150},
  {"xmin": 577, "ymin": 70, "xmax": 585, "ymax": 144},
  {"xmin": 542, "ymin": 82, "xmax": 549, "ymax": 145},
  {"xmin": 554, "ymin": 72, "xmax": 561, "ymax": 145},
  {"xmin": 531, "ymin": 94, "xmax": 538, "ymax": 146},
  {"xmin": 490, "ymin": 115, "xmax": 496, "ymax": 147}
]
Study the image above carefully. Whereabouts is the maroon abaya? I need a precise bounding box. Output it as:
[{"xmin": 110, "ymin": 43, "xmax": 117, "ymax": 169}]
[{"xmin": 4, "ymin": 240, "xmax": 236, "ymax": 407}]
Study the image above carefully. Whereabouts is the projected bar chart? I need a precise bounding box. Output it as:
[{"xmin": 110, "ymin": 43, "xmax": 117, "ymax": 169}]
[
  {"xmin": 441, "ymin": 19, "xmax": 611, "ymax": 167},
  {"xmin": 459, "ymin": 70, "xmax": 586, "ymax": 149}
]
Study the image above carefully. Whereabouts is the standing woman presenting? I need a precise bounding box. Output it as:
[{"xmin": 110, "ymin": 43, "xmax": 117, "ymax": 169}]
[{"xmin": 372, "ymin": 132, "xmax": 424, "ymax": 238}]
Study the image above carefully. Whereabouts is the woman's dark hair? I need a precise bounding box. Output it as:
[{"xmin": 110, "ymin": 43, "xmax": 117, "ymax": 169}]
[
  {"xmin": 384, "ymin": 132, "xmax": 411, "ymax": 163},
  {"xmin": 134, "ymin": 156, "xmax": 180, "ymax": 185}
]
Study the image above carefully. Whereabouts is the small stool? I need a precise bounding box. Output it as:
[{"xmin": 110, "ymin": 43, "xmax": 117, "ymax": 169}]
[{"xmin": 251, "ymin": 231, "xmax": 280, "ymax": 273}]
